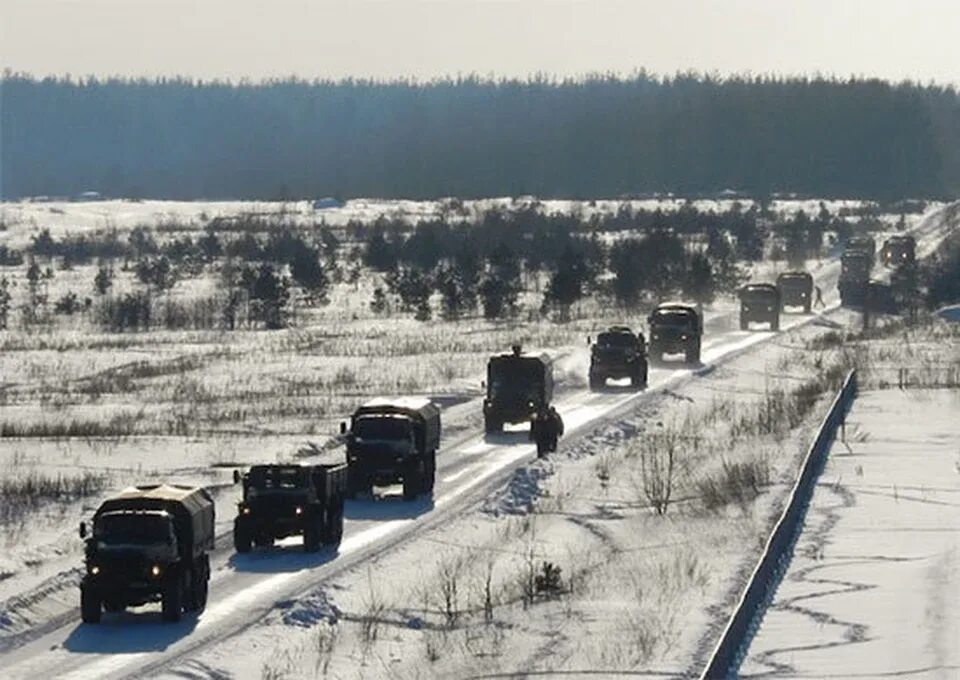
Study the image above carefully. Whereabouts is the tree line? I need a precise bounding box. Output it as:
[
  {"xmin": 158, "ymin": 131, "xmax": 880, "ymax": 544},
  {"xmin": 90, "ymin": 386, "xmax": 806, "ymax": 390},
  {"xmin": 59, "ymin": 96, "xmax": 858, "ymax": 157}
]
[{"xmin": 2, "ymin": 73, "xmax": 958, "ymax": 201}]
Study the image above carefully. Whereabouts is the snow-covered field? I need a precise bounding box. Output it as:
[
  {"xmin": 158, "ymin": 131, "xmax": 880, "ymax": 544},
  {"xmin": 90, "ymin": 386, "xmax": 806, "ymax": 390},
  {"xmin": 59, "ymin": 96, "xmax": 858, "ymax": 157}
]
[
  {"xmin": 742, "ymin": 387, "xmax": 960, "ymax": 678},
  {"xmin": 0, "ymin": 199, "xmax": 955, "ymax": 679}
]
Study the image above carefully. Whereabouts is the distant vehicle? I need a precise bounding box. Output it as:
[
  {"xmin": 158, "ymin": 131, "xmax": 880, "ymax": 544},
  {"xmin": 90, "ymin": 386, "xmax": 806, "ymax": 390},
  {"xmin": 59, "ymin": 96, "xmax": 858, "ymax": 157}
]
[
  {"xmin": 739, "ymin": 283, "xmax": 781, "ymax": 331},
  {"xmin": 484, "ymin": 345, "xmax": 554, "ymax": 433},
  {"xmin": 647, "ymin": 303, "xmax": 702, "ymax": 364},
  {"xmin": 838, "ymin": 250, "xmax": 872, "ymax": 307},
  {"xmin": 880, "ymin": 235, "xmax": 916, "ymax": 267},
  {"xmin": 588, "ymin": 326, "xmax": 648, "ymax": 390},
  {"xmin": 75, "ymin": 191, "xmax": 102, "ymax": 201},
  {"xmin": 343, "ymin": 398, "xmax": 440, "ymax": 500},
  {"xmin": 846, "ymin": 235, "xmax": 877, "ymax": 267},
  {"xmin": 776, "ymin": 271, "xmax": 813, "ymax": 313},
  {"xmin": 79, "ymin": 484, "xmax": 214, "ymax": 624},
  {"xmin": 935, "ymin": 304, "xmax": 960, "ymax": 323},
  {"xmin": 312, "ymin": 197, "xmax": 343, "ymax": 210},
  {"xmin": 233, "ymin": 464, "xmax": 346, "ymax": 553}
]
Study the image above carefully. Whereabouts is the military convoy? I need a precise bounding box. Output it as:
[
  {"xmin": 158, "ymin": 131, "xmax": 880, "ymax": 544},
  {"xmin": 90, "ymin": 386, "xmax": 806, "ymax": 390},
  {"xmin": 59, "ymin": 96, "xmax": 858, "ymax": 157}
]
[
  {"xmin": 739, "ymin": 283, "xmax": 781, "ymax": 331},
  {"xmin": 80, "ymin": 484, "xmax": 215, "ymax": 623},
  {"xmin": 776, "ymin": 271, "xmax": 813, "ymax": 313},
  {"xmin": 483, "ymin": 345, "xmax": 554, "ymax": 433},
  {"xmin": 588, "ymin": 326, "xmax": 648, "ymax": 390},
  {"xmin": 233, "ymin": 464, "xmax": 346, "ymax": 552},
  {"xmin": 647, "ymin": 303, "xmax": 702, "ymax": 364},
  {"xmin": 343, "ymin": 398, "xmax": 441, "ymax": 501}
]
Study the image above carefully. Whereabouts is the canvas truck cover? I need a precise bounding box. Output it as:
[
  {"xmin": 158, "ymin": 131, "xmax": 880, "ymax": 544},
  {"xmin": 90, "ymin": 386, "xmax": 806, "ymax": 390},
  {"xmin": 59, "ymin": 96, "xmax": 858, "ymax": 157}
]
[
  {"xmin": 352, "ymin": 397, "xmax": 441, "ymax": 451},
  {"xmin": 95, "ymin": 484, "xmax": 215, "ymax": 556}
]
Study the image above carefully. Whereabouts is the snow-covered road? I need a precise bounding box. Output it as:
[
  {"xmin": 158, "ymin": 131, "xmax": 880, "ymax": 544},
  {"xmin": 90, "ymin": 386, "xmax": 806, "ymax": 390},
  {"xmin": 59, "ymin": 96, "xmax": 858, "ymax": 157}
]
[
  {"xmin": 0, "ymin": 202, "xmax": 955, "ymax": 679},
  {"xmin": 741, "ymin": 388, "xmax": 960, "ymax": 678}
]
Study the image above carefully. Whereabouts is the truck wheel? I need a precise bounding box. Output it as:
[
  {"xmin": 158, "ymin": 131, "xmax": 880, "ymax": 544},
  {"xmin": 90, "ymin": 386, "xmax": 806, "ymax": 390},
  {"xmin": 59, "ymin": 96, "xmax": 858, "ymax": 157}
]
[
  {"xmin": 303, "ymin": 517, "xmax": 321, "ymax": 552},
  {"xmin": 402, "ymin": 463, "xmax": 423, "ymax": 501},
  {"xmin": 589, "ymin": 373, "xmax": 603, "ymax": 391},
  {"xmin": 191, "ymin": 558, "xmax": 209, "ymax": 612},
  {"xmin": 233, "ymin": 522, "xmax": 252, "ymax": 553},
  {"xmin": 326, "ymin": 506, "xmax": 344, "ymax": 545},
  {"xmin": 347, "ymin": 466, "xmax": 371, "ymax": 499},
  {"xmin": 686, "ymin": 342, "xmax": 701, "ymax": 365},
  {"xmin": 103, "ymin": 599, "xmax": 125, "ymax": 613},
  {"xmin": 740, "ymin": 316, "xmax": 748, "ymax": 331},
  {"xmin": 771, "ymin": 317, "xmax": 780, "ymax": 332},
  {"xmin": 80, "ymin": 585, "xmax": 102, "ymax": 624},
  {"xmin": 484, "ymin": 418, "xmax": 502, "ymax": 434},
  {"xmin": 254, "ymin": 535, "xmax": 274, "ymax": 548},
  {"xmin": 162, "ymin": 577, "xmax": 183, "ymax": 623},
  {"xmin": 804, "ymin": 302, "xmax": 811, "ymax": 314},
  {"xmin": 425, "ymin": 451, "xmax": 436, "ymax": 494}
]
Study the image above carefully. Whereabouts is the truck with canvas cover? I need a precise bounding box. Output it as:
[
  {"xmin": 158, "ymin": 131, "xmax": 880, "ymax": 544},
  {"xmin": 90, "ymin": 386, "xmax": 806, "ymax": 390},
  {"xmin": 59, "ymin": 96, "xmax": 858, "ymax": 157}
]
[
  {"xmin": 647, "ymin": 303, "xmax": 702, "ymax": 364},
  {"xmin": 233, "ymin": 463, "xmax": 346, "ymax": 553},
  {"xmin": 344, "ymin": 398, "xmax": 441, "ymax": 501},
  {"xmin": 588, "ymin": 326, "xmax": 648, "ymax": 390},
  {"xmin": 483, "ymin": 345, "xmax": 554, "ymax": 433},
  {"xmin": 847, "ymin": 235, "xmax": 877, "ymax": 267},
  {"xmin": 739, "ymin": 283, "xmax": 781, "ymax": 331},
  {"xmin": 79, "ymin": 484, "xmax": 214, "ymax": 624},
  {"xmin": 838, "ymin": 250, "xmax": 872, "ymax": 307},
  {"xmin": 881, "ymin": 235, "xmax": 916, "ymax": 267},
  {"xmin": 776, "ymin": 271, "xmax": 813, "ymax": 313}
]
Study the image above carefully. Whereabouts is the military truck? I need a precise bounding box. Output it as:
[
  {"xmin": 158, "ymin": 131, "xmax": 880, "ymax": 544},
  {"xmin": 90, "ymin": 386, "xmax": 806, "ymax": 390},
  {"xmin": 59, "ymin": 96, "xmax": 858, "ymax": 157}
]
[
  {"xmin": 647, "ymin": 303, "xmax": 702, "ymax": 364},
  {"xmin": 838, "ymin": 250, "xmax": 872, "ymax": 307},
  {"xmin": 343, "ymin": 398, "xmax": 440, "ymax": 501},
  {"xmin": 79, "ymin": 484, "xmax": 215, "ymax": 624},
  {"xmin": 739, "ymin": 283, "xmax": 781, "ymax": 331},
  {"xmin": 881, "ymin": 235, "xmax": 916, "ymax": 267},
  {"xmin": 847, "ymin": 235, "xmax": 877, "ymax": 267},
  {"xmin": 484, "ymin": 345, "xmax": 554, "ymax": 433},
  {"xmin": 776, "ymin": 271, "xmax": 813, "ymax": 313},
  {"xmin": 233, "ymin": 464, "xmax": 346, "ymax": 553},
  {"xmin": 588, "ymin": 326, "xmax": 648, "ymax": 390}
]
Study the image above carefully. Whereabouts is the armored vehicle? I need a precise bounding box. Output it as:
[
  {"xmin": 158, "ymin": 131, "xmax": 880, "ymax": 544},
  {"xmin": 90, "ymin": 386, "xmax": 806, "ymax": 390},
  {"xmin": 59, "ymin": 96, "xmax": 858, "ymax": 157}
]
[
  {"xmin": 79, "ymin": 484, "xmax": 215, "ymax": 624},
  {"xmin": 739, "ymin": 283, "xmax": 781, "ymax": 331},
  {"xmin": 838, "ymin": 250, "xmax": 872, "ymax": 306},
  {"xmin": 847, "ymin": 235, "xmax": 877, "ymax": 266},
  {"xmin": 588, "ymin": 326, "xmax": 648, "ymax": 390},
  {"xmin": 233, "ymin": 463, "xmax": 346, "ymax": 553},
  {"xmin": 881, "ymin": 235, "xmax": 916, "ymax": 267},
  {"xmin": 647, "ymin": 303, "xmax": 702, "ymax": 364},
  {"xmin": 776, "ymin": 271, "xmax": 813, "ymax": 313},
  {"xmin": 344, "ymin": 398, "xmax": 440, "ymax": 501},
  {"xmin": 484, "ymin": 345, "xmax": 554, "ymax": 433}
]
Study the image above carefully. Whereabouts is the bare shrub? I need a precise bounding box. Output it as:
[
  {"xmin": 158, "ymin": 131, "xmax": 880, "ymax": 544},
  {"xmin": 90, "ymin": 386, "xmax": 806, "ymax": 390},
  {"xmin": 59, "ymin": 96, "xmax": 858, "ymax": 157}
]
[
  {"xmin": 696, "ymin": 454, "xmax": 771, "ymax": 513},
  {"xmin": 634, "ymin": 430, "xmax": 679, "ymax": 515},
  {"xmin": 437, "ymin": 553, "xmax": 465, "ymax": 628}
]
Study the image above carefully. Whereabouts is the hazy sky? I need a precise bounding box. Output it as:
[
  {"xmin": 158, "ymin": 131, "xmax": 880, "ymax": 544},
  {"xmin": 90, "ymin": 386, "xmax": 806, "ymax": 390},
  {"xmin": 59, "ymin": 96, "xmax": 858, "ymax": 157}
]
[{"xmin": 2, "ymin": 0, "xmax": 959, "ymax": 84}]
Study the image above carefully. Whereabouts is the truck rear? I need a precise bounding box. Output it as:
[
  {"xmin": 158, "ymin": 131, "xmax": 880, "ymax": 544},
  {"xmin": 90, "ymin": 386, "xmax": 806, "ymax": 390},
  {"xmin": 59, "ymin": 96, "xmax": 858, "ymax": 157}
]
[
  {"xmin": 79, "ymin": 484, "xmax": 215, "ymax": 624},
  {"xmin": 647, "ymin": 303, "xmax": 702, "ymax": 364},
  {"xmin": 776, "ymin": 271, "xmax": 813, "ymax": 313},
  {"xmin": 233, "ymin": 463, "xmax": 347, "ymax": 553},
  {"xmin": 483, "ymin": 346, "xmax": 554, "ymax": 433},
  {"xmin": 588, "ymin": 326, "xmax": 648, "ymax": 390},
  {"xmin": 739, "ymin": 283, "xmax": 781, "ymax": 330},
  {"xmin": 838, "ymin": 250, "xmax": 872, "ymax": 307},
  {"xmin": 344, "ymin": 398, "xmax": 441, "ymax": 501}
]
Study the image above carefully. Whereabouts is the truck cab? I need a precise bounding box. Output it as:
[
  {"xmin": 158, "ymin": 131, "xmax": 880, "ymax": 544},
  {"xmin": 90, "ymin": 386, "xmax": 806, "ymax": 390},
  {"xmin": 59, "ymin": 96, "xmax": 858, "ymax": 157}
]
[
  {"xmin": 344, "ymin": 398, "xmax": 441, "ymax": 501},
  {"xmin": 588, "ymin": 326, "xmax": 648, "ymax": 390},
  {"xmin": 739, "ymin": 283, "xmax": 781, "ymax": 331},
  {"xmin": 881, "ymin": 235, "xmax": 916, "ymax": 267},
  {"xmin": 233, "ymin": 463, "xmax": 346, "ymax": 553},
  {"xmin": 847, "ymin": 235, "xmax": 877, "ymax": 267},
  {"xmin": 79, "ymin": 484, "xmax": 214, "ymax": 624},
  {"xmin": 776, "ymin": 271, "xmax": 813, "ymax": 313},
  {"xmin": 483, "ymin": 345, "xmax": 554, "ymax": 433},
  {"xmin": 647, "ymin": 303, "xmax": 702, "ymax": 365}
]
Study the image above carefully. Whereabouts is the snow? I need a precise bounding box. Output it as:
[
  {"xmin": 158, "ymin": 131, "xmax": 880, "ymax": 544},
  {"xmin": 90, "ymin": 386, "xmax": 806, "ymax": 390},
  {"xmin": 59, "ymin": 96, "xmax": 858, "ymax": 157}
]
[{"xmin": 741, "ymin": 389, "xmax": 960, "ymax": 678}]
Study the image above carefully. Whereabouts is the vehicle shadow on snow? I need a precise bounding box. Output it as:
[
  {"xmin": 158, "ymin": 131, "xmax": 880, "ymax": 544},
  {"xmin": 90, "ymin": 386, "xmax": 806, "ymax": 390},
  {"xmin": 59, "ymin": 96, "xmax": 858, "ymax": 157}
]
[
  {"xmin": 482, "ymin": 430, "xmax": 531, "ymax": 446},
  {"xmin": 63, "ymin": 610, "xmax": 199, "ymax": 653},
  {"xmin": 344, "ymin": 492, "xmax": 434, "ymax": 521},
  {"xmin": 227, "ymin": 543, "xmax": 342, "ymax": 574}
]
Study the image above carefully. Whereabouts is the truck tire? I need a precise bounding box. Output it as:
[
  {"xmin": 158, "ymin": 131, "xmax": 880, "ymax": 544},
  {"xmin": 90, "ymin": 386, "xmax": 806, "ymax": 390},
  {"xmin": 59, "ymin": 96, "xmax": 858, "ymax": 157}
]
[
  {"xmin": 103, "ymin": 598, "xmax": 125, "ymax": 613},
  {"xmin": 425, "ymin": 450, "xmax": 436, "ymax": 494},
  {"xmin": 484, "ymin": 417, "xmax": 502, "ymax": 434},
  {"xmin": 740, "ymin": 316, "xmax": 748, "ymax": 331},
  {"xmin": 588, "ymin": 373, "xmax": 603, "ymax": 391},
  {"xmin": 233, "ymin": 521, "xmax": 252, "ymax": 553},
  {"xmin": 804, "ymin": 302, "xmax": 811, "ymax": 314},
  {"xmin": 631, "ymin": 366, "xmax": 647, "ymax": 389},
  {"xmin": 303, "ymin": 514, "xmax": 322, "ymax": 552},
  {"xmin": 324, "ymin": 505, "xmax": 344, "ymax": 545},
  {"xmin": 347, "ymin": 465, "xmax": 371, "ymax": 499},
  {"xmin": 771, "ymin": 316, "xmax": 780, "ymax": 331},
  {"xmin": 402, "ymin": 462, "xmax": 423, "ymax": 501},
  {"xmin": 188, "ymin": 557, "xmax": 209, "ymax": 612},
  {"xmin": 80, "ymin": 584, "xmax": 102, "ymax": 624},
  {"xmin": 686, "ymin": 341, "xmax": 701, "ymax": 365},
  {"xmin": 162, "ymin": 577, "xmax": 183, "ymax": 623}
]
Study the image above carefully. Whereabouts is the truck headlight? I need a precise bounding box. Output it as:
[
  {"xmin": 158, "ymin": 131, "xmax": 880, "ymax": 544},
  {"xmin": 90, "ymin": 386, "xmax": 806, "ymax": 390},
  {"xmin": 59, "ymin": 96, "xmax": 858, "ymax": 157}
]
[
  {"xmin": 89, "ymin": 565, "xmax": 100, "ymax": 576},
  {"xmin": 680, "ymin": 334, "xmax": 688, "ymax": 340},
  {"xmin": 295, "ymin": 506, "xmax": 303, "ymax": 515},
  {"xmin": 150, "ymin": 565, "xmax": 162, "ymax": 578},
  {"xmin": 767, "ymin": 306, "xmax": 773, "ymax": 311},
  {"xmin": 241, "ymin": 506, "xmax": 250, "ymax": 515},
  {"xmin": 527, "ymin": 400, "xmax": 535, "ymax": 409}
]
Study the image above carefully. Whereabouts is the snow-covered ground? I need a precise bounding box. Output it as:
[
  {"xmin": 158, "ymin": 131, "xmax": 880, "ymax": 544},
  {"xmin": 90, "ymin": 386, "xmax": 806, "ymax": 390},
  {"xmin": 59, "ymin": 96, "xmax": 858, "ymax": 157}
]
[
  {"xmin": 741, "ymin": 388, "xmax": 960, "ymax": 678},
  {"xmin": 0, "ymin": 199, "xmax": 955, "ymax": 679}
]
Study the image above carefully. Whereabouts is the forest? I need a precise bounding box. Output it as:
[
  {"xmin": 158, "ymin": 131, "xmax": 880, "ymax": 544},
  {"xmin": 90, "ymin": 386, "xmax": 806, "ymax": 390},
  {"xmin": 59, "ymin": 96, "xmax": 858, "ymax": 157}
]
[{"xmin": 2, "ymin": 73, "xmax": 958, "ymax": 201}]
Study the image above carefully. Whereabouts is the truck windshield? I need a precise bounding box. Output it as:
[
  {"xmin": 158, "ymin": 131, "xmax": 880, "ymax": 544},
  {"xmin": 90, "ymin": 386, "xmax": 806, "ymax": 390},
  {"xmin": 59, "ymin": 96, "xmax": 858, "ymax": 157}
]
[
  {"xmin": 742, "ymin": 288, "xmax": 776, "ymax": 301},
  {"xmin": 353, "ymin": 417, "xmax": 412, "ymax": 442},
  {"xmin": 97, "ymin": 513, "xmax": 173, "ymax": 547},
  {"xmin": 651, "ymin": 311, "xmax": 693, "ymax": 328},
  {"xmin": 489, "ymin": 359, "xmax": 543, "ymax": 401},
  {"xmin": 597, "ymin": 333, "xmax": 634, "ymax": 348},
  {"xmin": 250, "ymin": 467, "xmax": 308, "ymax": 490}
]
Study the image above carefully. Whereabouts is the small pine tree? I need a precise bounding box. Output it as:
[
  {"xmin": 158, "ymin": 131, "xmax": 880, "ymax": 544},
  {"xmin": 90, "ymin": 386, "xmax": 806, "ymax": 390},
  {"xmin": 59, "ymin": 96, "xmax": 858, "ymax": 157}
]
[
  {"xmin": 0, "ymin": 277, "xmax": 11, "ymax": 329},
  {"xmin": 94, "ymin": 265, "xmax": 113, "ymax": 295}
]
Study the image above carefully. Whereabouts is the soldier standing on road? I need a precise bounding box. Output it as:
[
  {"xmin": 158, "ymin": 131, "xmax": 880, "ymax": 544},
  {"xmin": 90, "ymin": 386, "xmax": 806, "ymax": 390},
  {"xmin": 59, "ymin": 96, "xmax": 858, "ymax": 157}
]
[
  {"xmin": 814, "ymin": 285, "xmax": 825, "ymax": 309},
  {"xmin": 531, "ymin": 406, "xmax": 564, "ymax": 458}
]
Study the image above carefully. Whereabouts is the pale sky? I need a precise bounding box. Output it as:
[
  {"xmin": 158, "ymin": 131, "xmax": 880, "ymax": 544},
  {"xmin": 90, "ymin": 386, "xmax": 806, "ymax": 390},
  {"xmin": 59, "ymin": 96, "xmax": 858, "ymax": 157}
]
[{"xmin": 2, "ymin": 0, "xmax": 959, "ymax": 84}]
